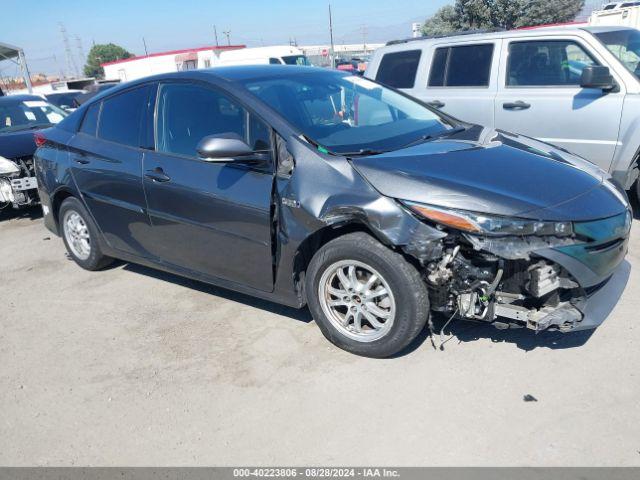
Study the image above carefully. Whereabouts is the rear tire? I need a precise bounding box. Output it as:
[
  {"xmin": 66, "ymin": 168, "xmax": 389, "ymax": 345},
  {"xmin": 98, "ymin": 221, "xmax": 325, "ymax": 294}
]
[
  {"xmin": 59, "ymin": 197, "xmax": 113, "ymax": 271},
  {"xmin": 305, "ymin": 232, "xmax": 430, "ymax": 358}
]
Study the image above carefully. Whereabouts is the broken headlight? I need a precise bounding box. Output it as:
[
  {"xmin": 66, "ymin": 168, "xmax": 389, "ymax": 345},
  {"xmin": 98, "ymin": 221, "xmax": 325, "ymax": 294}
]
[
  {"xmin": 0, "ymin": 156, "xmax": 20, "ymax": 177},
  {"xmin": 403, "ymin": 201, "xmax": 573, "ymax": 237}
]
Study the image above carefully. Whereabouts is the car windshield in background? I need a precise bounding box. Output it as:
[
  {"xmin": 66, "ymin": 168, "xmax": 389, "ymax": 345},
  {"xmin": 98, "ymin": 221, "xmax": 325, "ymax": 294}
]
[
  {"xmin": 47, "ymin": 92, "xmax": 81, "ymax": 110},
  {"xmin": 242, "ymin": 70, "xmax": 454, "ymax": 154},
  {"xmin": 281, "ymin": 55, "xmax": 311, "ymax": 66},
  {"xmin": 0, "ymin": 99, "xmax": 67, "ymax": 133},
  {"xmin": 595, "ymin": 29, "xmax": 640, "ymax": 80}
]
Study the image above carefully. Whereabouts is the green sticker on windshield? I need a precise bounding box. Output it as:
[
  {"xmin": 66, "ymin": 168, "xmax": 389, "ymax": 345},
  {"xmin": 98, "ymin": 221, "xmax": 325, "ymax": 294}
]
[{"xmin": 318, "ymin": 146, "xmax": 329, "ymax": 154}]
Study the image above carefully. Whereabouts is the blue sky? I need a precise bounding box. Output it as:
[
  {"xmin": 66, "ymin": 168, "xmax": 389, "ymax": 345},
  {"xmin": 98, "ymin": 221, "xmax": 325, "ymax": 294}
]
[{"xmin": 1, "ymin": 0, "xmax": 451, "ymax": 76}]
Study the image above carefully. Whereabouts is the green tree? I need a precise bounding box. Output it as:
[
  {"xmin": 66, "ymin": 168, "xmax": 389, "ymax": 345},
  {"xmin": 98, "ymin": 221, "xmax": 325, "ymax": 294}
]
[
  {"xmin": 84, "ymin": 43, "xmax": 133, "ymax": 78},
  {"xmin": 422, "ymin": 0, "xmax": 585, "ymax": 36}
]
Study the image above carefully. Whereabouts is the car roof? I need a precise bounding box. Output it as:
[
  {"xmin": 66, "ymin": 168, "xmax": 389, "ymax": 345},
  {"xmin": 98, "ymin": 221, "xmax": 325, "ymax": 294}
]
[
  {"xmin": 382, "ymin": 24, "xmax": 638, "ymax": 48},
  {"xmin": 82, "ymin": 65, "xmax": 345, "ymax": 102},
  {"xmin": 0, "ymin": 94, "xmax": 47, "ymax": 104}
]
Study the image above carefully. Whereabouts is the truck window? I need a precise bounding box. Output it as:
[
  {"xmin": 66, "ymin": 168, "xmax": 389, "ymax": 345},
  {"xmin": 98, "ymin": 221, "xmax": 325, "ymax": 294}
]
[
  {"xmin": 507, "ymin": 40, "xmax": 598, "ymax": 87},
  {"xmin": 427, "ymin": 44, "xmax": 494, "ymax": 87},
  {"xmin": 375, "ymin": 50, "xmax": 422, "ymax": 89}
]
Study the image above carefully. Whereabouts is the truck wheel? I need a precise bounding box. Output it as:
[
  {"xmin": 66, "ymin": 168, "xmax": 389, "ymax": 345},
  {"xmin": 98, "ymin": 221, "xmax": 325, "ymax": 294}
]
[
  {"xmin": 305, "ymin": 232, "xmax": 430, "ymax": 358},
  {"xmin": 59, "ymin": 197, "xmax": 113, "ymax": 271}
]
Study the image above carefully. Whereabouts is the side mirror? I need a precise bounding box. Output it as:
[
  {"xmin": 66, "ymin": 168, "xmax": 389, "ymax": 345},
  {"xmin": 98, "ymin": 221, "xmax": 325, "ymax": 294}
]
[
  {"xmin": 580, "ymin": 65, "xmax": 616, "ymax": 91},
  {"xmin": 196, "ymin": 133, "xmax": 254, "ymax": 162}
]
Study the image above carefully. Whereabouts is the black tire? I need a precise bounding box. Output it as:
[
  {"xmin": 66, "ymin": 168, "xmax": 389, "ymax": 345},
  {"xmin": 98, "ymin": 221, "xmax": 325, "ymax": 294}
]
[
  {"xmin": 59, "ymin": 197, "xmax": 113, "ymax": 271},
  {"xmin": 305, "ymin": 232, "xmax": 430, "ymax": 358}
]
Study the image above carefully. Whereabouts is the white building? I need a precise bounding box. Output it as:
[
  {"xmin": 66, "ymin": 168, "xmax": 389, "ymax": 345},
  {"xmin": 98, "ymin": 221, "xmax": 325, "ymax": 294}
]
[
  {"xmin": 301, "ymin": 43, "xmax": 384, "ymax": 67},
  {"xmin": 102, "ymin": 45, "xmax": 245, "ymax": 82}
]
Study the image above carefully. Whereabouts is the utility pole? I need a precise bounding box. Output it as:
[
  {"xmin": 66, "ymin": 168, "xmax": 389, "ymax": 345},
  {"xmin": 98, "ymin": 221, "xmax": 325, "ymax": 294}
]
[
  {"xmin": 223, "ymin": 30, "xmax": 231, "ymax": 46},
  {"xmin": 213, "ymin": 25, "xmax": 219, "ymax": 47},
  {"xmin": 59, "ymin": 23, "xmax": 79, "ymax": 78},
  {"xmin": 142, "ymin": 37, "xmax": 149, "ymax": 56},
  {"xmin": 328, "ymin": 2, "xmax": 335, "ymax": 68},
  {"xmin": 359, "ymin": 24, "xmax": 368, "ymax": 54}
]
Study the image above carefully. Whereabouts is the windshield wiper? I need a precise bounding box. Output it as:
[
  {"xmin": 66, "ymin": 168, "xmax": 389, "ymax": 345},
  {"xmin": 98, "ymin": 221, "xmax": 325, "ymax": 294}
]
[
  {"xmin": 339, "ymin": 148, "xmax": 390, "ymax": 157},
  {"xmin": 398, "ymin": 126, "xmax": 467, "ymax": 150}
]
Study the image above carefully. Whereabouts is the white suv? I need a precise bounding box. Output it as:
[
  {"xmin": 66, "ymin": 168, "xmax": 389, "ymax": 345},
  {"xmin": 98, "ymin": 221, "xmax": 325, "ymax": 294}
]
[{"xmin": 366, "ymin": 25, "xmax": 640, "ymax": 202}]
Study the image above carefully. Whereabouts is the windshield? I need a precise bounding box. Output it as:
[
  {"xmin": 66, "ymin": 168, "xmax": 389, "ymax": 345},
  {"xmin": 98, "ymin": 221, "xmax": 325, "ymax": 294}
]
[
  {"xmin": 281, "ymin": 55, "xmax": 311, "ymax": 66},
  {"xmin": 241, "ymin": 70, "xmax": 455, "ymax": 154},
  {"xmin": 595, "ymin": 29, "xmax": 640, "ymax": 80},
  {"xmin": 0, "ymin": 99, "xmax": 67, "ymax": 134},
  {"xmin": 47, "ymin": 92, "xmax": 81, "ymax": 110}
]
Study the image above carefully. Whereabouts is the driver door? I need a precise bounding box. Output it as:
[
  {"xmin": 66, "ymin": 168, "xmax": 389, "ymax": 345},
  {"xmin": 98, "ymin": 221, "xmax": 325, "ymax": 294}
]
[{"xmin": 142, "ymin": 81, "xmax": 275, "ymax": 292}]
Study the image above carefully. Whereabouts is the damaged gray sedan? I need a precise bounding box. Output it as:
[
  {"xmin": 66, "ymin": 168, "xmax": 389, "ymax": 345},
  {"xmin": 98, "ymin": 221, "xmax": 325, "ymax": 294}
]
[{"xmin": 34, "ymin": 66, "xmax": 632, "ymax": 357}]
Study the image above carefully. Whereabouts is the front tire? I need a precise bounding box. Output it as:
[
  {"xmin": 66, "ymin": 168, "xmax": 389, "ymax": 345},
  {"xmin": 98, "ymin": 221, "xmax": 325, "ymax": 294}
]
[
  {"xmin": 59, "ymin": 197, "xmax": 113, "ymax": 271},
  {"xmin": 306, "ymin": 232, "xmax": 430, "ymax": 358}
]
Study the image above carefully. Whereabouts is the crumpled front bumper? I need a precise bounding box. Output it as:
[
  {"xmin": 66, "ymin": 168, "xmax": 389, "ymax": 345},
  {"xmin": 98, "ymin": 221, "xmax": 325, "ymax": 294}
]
[{"xmin": 572, "ymin": 260, "xmax": 631, "ymax": 331}]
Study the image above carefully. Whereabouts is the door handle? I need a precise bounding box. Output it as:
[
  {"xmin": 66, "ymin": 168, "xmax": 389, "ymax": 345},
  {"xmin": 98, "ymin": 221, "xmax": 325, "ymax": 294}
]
[
  {"xmin": 427, "ymin": 100, "xmax": 445, "ymax": 109},
  {"xmin": 144, "ymin": 168, "xmax": 171, "ymax": 183},
  {"xmin": 503, "ymin": 101, "xmax": 531, "ymax": 110},
  {"xmin": 73, "ymin": 156, "xmax": 90, "ymax": 165}
]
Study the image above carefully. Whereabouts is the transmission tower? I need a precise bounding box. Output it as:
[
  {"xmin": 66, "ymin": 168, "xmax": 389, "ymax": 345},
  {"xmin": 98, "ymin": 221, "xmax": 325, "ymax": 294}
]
[
  {"xmin": 59, "ymin": 23, "xmax": 79, "ymax": 78},
  {"xmin": 75, "ymin": 35, "xmax": 86, "ymax": 75}
]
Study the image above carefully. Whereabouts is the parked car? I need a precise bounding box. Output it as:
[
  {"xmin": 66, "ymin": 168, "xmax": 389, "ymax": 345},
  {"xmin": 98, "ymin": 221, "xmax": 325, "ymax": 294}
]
[
  {"xmin": 0, "ymin": 95, "xmax": 67, "ymax": 210},
  {"xmin": 74, "ymin": 82, "xmax": 120, "ymax": 106},
  {"xmin": 44, "ymin": 90, "xmax": 84, "ymax": 112},
  {"xmin": 34, "ymin": 67, "xmax": 631, "ymax": 357},
  {"xmin": 366, "ymin": 25, "xmax": 640, "ymax": 204}
]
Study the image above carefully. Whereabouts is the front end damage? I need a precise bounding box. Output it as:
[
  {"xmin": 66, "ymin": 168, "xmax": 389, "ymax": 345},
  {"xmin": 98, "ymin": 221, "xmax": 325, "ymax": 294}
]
[
  {"xmin": 0, "ymin": 155, "xmax": 39, "ymax": 209},
  {"xmin": 402, "ymin": 211, "xmax": 632, "ymax": 333}
]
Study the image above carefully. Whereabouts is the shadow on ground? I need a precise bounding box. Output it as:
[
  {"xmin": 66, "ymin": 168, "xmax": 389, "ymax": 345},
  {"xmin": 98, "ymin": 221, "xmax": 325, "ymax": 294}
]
[
  {"xmin": 122, "ymin": 262, "xmax": 313, "ymax": 324},
  {"xmin": 120, "ymin": 262, "xmax": 593, "ymax": 357},
  {"xmin": 0, "ymin": 206, "xmax": 42, "ymax": 222}
]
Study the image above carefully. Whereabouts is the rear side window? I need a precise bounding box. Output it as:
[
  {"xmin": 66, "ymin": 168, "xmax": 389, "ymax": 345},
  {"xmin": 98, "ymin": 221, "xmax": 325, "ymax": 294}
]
[
  {"xmin": 507, "ymin": 40, "xmax": 598, "ymax": 87},
  {"xmin": 79, "ymin": 103, "xmax": 100, "ymax": 136},
  {"xmin": 98, "ymin": 86, "xmax": 148, "ymax": 147},
  {"xmin": 428, "ymin": 44, "xmax": 494, "ymax": 87},
  {"xmin": 375, "ymin": 50, "xmax": 422, "ymax": 88}
]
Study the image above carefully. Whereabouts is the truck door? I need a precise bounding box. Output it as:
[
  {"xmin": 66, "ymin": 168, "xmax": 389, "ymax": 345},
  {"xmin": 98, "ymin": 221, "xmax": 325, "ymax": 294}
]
[{"xmin": 494, "ymin": 37, "xmax": 625, "ymax": 171}]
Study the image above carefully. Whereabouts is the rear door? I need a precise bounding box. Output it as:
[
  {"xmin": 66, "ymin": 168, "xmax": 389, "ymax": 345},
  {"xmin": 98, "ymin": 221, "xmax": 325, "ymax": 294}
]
[
  {"xmin": 142, "ymin": 81, "xmax": 275, "ymax": 292},
  {"xmin": 494, "ymin": 36, "xmax": 625, "ymax": 170},
  {"xmin": 68, "ymin": 85, "xmax": 154, "ymax": 257},
  {"xmin": 421, "ymin": 41, "xmax": 501, "ymax": 127}
]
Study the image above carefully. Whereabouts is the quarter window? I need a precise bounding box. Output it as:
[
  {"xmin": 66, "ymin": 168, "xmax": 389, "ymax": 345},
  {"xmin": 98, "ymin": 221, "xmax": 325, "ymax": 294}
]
[
  {"xmin": 375, "ymin": 50, "xmax": 422, "ymax": 89},
  {"xmin": 507, "ymin": 40, "xmax": 598, "ymax": 87},
  {"xmin": 97, "ymin": 86, "xmax": 148, "ymax": 147},
  {"xmin": 428, "ymin": 44, "xmax": 494, "ymax": 87},
  {"xmin": 79, "ymin": 102, "xmax": 100, "ymax": 136}
]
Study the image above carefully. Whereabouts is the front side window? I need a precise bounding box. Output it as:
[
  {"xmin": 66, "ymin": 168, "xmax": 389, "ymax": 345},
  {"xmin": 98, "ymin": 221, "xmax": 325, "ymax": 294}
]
[
  {"xmin": 243, "ymin": 70, "xmax": 455, "ymax": 155},
  {"xmin": 98, "ymin": 86, "xmax": 148, "ymax": 147},
  {"xmin": 282, "ymin": 55, "xmax": 311, "ymax": 66},
  {"xmin": 507, "ymin": 40, "xmax": 598, "ymax": 87},
  {"xmin": 0, "ymin": 99, "xmax": 67, "ymax": 134},
  {"xmin": 595, "ymin": 29, "xmax": 640, "ymax": 80},
  {"xmin": 428, "ymin": 44, "xmax": 494, "ymax": 87},
  {"xmin": 375, "ymin": 50, "xmax": 422, "ymax": 89},
  {"xmin": 156, "ymin": 83, "xmax": 270, "ymax": 157}
]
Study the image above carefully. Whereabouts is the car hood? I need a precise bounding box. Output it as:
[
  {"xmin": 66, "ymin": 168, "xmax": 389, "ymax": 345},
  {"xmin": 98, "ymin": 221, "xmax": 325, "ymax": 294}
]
[
  {"xmin": 0, "ymin": 129, "xmax": 38, "ymax": 159},
  {"xmin": 350, "ymin": 126, "xmax": 627, "ymax": 222}
]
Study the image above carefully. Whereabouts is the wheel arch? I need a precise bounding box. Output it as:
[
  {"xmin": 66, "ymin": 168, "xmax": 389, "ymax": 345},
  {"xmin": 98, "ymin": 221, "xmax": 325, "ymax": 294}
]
[
  {"xmin": 292, "ymin": 219, "xmax": 421, "ymax": 304},
  {"xmin": 51, "ymin": 187, "xmax": 77, "ymax": 227}
]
